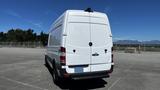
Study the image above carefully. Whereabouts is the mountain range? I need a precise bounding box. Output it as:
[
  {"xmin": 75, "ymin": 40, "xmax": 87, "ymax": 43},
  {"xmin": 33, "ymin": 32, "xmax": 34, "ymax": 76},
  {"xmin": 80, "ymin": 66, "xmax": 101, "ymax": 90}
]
[{"xmin": 114, "ymin": 40, "xmax": 160, "ymax": 45}]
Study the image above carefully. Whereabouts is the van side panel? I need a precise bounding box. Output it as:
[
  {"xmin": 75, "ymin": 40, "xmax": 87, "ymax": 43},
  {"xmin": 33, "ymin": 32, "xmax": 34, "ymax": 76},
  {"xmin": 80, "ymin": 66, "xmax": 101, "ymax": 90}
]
[{"xmin": 47, "ymin": 14, "xmax": 65, "ymax": 69}]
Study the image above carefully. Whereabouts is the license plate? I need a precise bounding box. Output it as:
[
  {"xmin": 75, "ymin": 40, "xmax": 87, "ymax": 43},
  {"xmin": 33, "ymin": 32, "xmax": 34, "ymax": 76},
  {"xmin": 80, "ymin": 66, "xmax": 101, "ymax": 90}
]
[{"xmin": 74, "ymin": 67, "xmax": 83, "ymax": 73}]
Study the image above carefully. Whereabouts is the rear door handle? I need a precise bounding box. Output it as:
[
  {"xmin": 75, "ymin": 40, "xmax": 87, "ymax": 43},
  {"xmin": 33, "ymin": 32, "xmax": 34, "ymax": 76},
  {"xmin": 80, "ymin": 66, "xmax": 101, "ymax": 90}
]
[{"xmin": 92, "ymin": 53, "xmax": 99, "ymax": 56}]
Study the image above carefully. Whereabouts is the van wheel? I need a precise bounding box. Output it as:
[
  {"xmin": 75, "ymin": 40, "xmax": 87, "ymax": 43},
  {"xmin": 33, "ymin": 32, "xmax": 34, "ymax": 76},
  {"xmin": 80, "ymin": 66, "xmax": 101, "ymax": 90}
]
[{"xmin": 52, "ymin": 67, "xmax": 61, "ymax": 84}]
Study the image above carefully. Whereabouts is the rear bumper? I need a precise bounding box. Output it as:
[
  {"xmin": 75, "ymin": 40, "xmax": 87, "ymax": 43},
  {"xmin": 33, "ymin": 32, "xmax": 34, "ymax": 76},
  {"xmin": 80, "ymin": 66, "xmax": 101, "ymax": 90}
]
[
  {"xmin": 59, "ymin": 65, "xmax": 114, "ymax": 79},
  {"xmin": 69, "ymin": 71, "xmax": 110, "ymax": 79}
]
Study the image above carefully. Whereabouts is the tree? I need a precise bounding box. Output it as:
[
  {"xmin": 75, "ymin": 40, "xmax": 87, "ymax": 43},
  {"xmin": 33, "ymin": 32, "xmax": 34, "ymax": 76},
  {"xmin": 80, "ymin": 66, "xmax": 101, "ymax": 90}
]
[
  {"xmin": 7, "ymin": 29, "xmax": 16, "ymax": 41},
  {"xmin": 0, "ymin": 28, "xmax": 48, "ymax": 46},
  {"xmin": 0, "ymin": 32, "xmax": 4, "ymax": 41},
  {"xmin": 40, "ymin": 31, "xmax": 48, "ymax": 46}
]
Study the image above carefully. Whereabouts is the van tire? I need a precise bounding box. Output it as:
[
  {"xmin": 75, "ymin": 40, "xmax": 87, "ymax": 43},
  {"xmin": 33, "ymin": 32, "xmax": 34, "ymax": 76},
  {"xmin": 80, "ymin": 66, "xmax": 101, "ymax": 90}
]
[
  {"xmin": 52, "ymin": 68, "xmax": 61, "ymax": 84},
  {"xmin": 52, "ymin": 63, "xmax": 61, "ymax": 84}
]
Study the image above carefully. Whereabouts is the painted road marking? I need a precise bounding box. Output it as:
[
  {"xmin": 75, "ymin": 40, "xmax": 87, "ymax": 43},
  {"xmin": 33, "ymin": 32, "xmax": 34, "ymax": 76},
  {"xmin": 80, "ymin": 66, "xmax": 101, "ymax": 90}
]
[
  {"xmin": 108, "ymin": 78, "xmax": 121, "ymax": 90},
  {"xmin": 0, "ymin": 76, "xmax": 48, "ymax": 90}
]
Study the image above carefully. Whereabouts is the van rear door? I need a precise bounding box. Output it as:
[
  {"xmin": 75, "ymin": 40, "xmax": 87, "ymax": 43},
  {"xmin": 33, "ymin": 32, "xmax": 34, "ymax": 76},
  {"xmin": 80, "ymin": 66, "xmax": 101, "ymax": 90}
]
[
  {"xmin": 65, "ymin": 12, "xmax": 112, "ymax": 73},
  {"xmin": 65, "ymin": 15, "xmax": 91, "ymax": 73},
  {"xmin": 90, "ymin": 16, "xmax": 112, "ymax": 72}
]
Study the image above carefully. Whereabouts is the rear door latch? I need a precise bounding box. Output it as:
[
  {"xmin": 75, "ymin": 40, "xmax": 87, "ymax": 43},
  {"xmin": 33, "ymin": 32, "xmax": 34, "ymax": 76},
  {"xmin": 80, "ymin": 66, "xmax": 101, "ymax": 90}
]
[
  {"xmin": 89, "ymin": 42, "xmax": 93, "ymax": 47},
  {"xmin": 92, "ymin": 52, "xmax": 99, "ymax": 56}
]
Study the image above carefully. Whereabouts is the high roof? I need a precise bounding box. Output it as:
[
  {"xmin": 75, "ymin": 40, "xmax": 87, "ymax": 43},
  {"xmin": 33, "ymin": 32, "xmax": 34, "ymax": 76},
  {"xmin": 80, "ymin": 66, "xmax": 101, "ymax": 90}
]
[{"xmin": 66, "ymin": 10, "xmax": 108, "ymax": 18}]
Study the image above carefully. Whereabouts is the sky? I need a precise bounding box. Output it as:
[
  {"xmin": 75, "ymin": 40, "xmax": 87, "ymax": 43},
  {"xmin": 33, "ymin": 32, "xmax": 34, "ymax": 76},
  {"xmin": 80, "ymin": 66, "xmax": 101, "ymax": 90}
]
[{"xmin": 0, "ymin": 0, "xmax": 160, "ymax": 40}]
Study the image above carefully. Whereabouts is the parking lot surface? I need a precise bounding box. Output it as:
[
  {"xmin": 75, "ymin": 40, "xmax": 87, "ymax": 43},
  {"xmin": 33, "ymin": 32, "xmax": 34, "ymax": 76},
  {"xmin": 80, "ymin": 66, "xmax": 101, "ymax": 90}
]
[{"xmin": 0, "ymin": 48, "xmax": 160, "ymax": 90}]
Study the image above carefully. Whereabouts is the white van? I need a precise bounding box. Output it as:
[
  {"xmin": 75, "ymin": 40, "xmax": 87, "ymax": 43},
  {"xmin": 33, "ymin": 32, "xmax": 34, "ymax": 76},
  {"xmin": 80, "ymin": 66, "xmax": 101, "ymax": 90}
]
[{"xmin": 45, "ymin": 9, "xmax": 114, "ymax": 83}]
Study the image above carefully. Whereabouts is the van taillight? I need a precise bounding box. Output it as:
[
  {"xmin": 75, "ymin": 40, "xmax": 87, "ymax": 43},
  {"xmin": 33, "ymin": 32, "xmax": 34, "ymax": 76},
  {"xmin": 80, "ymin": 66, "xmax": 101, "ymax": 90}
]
[
  {"xmin": 60, "ymin": 47, "xmax": 66, "ymax": 65},
  {"xmin": 111, "ymin": 54, "xmax": 113, "ymax": 63},
  {"xmin": 111, "ymin": 46, "xmax": 114, "ymax": 63},
  {"xmin": 108, "ymin": 54, "xmax": 114, "ymax": 73},
  {"xmin": 112, "ymin": 47, "xmax": 114, "ymax": 52},
  {"xmin": 108, "ymin": 47, "xmax": 114, "ymax": 73},
  {"xmin": 60, "ymin": 47, "xmax": 66, "ymax": 52},
  {"xmin": 60, "ymin": 56, "xmax": 66, "ymax": 64}
]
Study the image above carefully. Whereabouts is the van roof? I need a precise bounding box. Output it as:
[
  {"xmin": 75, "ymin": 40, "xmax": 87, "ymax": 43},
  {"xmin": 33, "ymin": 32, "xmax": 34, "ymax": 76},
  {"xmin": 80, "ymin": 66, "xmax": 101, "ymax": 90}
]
[
  {"xmin": 49, "ymin": 10, "xmax": 108, "ymax": 33},
  {"xmin": 66, "ymin": 10, "xmax": 108, "ymax": 18}
]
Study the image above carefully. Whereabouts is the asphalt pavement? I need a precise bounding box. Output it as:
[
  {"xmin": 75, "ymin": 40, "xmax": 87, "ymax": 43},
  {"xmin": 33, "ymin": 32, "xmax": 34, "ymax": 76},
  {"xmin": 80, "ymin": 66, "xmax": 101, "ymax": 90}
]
[{"xmin": 0, "ymin": 47, "xmax": 160, "ymax": 90}]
